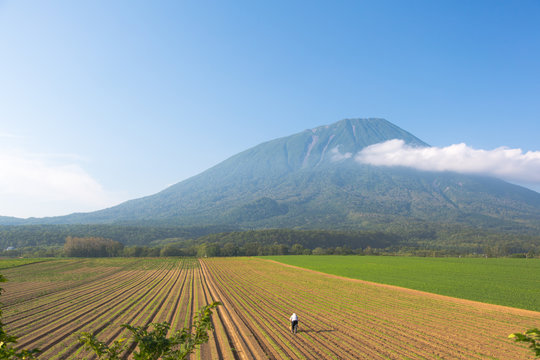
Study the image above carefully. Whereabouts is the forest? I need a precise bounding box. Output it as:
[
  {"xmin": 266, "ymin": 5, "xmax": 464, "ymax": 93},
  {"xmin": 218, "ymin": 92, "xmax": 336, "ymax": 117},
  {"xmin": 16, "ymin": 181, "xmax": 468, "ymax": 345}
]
[{"xmin": 1, "ymin": 224, "xmax": 538, "ymax": 258}]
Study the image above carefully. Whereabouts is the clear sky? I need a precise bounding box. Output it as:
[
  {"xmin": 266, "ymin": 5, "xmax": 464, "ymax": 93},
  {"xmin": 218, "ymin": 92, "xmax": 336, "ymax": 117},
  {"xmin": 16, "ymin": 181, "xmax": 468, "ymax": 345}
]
[{"xmin": 1, "ymin": 0, "xmax": 539, "ymax": 218}]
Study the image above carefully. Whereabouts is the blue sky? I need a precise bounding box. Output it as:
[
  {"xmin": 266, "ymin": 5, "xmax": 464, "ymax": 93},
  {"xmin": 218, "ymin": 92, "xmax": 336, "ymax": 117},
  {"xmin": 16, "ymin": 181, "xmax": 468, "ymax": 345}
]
[{"xmin": 1, "ymin": 1, "xmax": 539, "ymax": 218}]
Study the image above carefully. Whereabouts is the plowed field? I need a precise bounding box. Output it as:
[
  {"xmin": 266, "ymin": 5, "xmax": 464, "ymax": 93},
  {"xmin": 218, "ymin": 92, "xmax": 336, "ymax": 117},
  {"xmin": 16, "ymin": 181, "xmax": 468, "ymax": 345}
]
[{"xmin": 1, "ymin": 257, "xmax": 539, "ymax": 359}]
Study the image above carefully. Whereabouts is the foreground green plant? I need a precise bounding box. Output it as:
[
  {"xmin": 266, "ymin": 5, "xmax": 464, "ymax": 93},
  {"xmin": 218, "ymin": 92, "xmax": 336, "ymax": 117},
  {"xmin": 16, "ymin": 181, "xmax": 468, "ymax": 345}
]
[
  {"xmin": 77, "ymin": 334, "xmax": 126, "ymax": 360},
  {"xmin": 509, "ymin": 328, "xmax": 540, "ymax": 358},
  {"xmin": 0, "ymin": 274, "xmax": 41, "ymax": 359},
  {"xmin": 79, "ymin": 301, "xmax": 221, "ymax": 360}
]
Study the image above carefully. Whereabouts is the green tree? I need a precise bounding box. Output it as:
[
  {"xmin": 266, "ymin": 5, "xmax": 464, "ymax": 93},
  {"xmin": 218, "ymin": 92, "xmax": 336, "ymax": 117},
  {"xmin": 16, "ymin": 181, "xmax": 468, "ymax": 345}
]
[
  {"xmin": 64, "ymin": 236, "xmax": 123, "ymax": 257},
  {"xmin": 221, "ymin": 242, "xmax": 238, "ymax": 257},
  {"xmin": 160, "ymin": 245, "xmax": 183, "ymax": 257},
  {"xmin": 290, "ymin": 243, "xmax": 305, "ymax": 255},
  {"xmin": 0, "ymin": 274, "xmax": 41, "ymax": 359},
  {"xmin": 241, "ymin": 242, "xmax": 261, "ymax": 256},
  {"xmin": 123, "ymin": 246, "xmax": 146, "ymax": 257},
  {"xmin": 197, "ymin": 243, "xmax": 221, "ymax": 257},
  {"xmin": 509, "ymin": 328, "xmax": 540, "ymax": 358},
  {"xmin": 363, "ymin": 246, "xmax": 373, "ymax": 255},
  {"xmin": 79, "ymin": 301, "xmax": 220, "ymax": 360}
]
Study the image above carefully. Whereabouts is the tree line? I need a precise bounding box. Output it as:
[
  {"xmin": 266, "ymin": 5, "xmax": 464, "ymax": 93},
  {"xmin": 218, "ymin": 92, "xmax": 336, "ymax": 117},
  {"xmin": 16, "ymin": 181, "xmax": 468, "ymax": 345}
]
[
  {"xmin": 39, "ymin": 234, "xmax": 390, "ymax": 258},
  {"xmin": 1, "ymin": 224, "xmax": 539, "ymax": 259},
  {"xmin": 1, "ymin": 228, "xmax": 538, "ymax": 259},
  {"xmin": 0, "ymin": 224, "xmax": 236, "ymax": 249},
  {"xmin": 64, "ymin": 237, "xmax": 124, "ymax": 257}
]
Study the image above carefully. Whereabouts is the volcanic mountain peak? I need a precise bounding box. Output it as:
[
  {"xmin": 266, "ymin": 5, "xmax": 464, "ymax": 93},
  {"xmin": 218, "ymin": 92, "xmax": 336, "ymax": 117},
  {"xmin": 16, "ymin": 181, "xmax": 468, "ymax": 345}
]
[
  {"xmin": 224, "ymin": 118, "xmax": 428, "ymax": 174},
  {"xmin": 5, "ymin": 118, "xmax": 540, "ymax": 234}
]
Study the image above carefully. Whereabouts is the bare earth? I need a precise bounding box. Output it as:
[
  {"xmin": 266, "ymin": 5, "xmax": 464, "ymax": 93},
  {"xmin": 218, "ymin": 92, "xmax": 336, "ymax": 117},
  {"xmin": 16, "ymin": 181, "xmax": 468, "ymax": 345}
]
[{"xmin": 2, "ymin": 258, "xmax": 539, "ymax": 359}]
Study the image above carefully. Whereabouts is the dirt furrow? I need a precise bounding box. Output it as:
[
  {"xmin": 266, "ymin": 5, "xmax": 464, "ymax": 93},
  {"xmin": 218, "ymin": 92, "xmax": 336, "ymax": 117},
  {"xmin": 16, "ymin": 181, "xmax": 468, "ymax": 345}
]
[
  {"xmin": 3, "ymin": 257, "xmax": 538, "ymax": 360},
  {"xmin": 197, "ymin": 262, "xmax": 238, "ymax": 360},
  {"xmin": 204, "ymin": 258, "xmax": 539, "ymax": 360},
  {"xmin": 16, "ymin": 263, "xmax": 174, "ymax": 355},
  {"xmin": 204, "ymin": 259, "xmax": 388, "ymax": 359},
  {"xmin": 5, "ymin": 269, "xmax": 147, "ymax": 328},
  {"xmin": 203, "ymin": 260, "xmax": 323, "ymax": 360},
  {"xmin": 7, "ymin": 268, "xmax": 160, "ymax": 336},
  {"xmin": 199, "ymin": 260, "xmax": 274, "ymax": 360},
  {"xmin": 53, "ymin": 262, "xmax": 180, "ymax": 359}
]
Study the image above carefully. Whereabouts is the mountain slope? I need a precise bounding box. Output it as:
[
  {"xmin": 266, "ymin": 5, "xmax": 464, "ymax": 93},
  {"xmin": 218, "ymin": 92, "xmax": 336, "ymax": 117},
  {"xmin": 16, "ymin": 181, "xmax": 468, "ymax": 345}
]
[{"xmin": 11, "ymin": 118, "xmax": 540, "ymax": 233}]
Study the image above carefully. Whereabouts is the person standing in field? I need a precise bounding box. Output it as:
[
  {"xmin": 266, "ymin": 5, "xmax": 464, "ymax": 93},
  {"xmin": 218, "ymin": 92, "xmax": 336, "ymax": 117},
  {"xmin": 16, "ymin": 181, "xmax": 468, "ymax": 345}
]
[{"xmin": 290, "ymin": 313, "xmax": 298, "ymax": 334}]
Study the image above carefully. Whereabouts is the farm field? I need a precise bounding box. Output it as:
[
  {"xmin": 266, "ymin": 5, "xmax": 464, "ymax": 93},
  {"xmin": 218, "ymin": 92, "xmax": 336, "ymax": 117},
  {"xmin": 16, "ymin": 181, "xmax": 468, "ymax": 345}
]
[
  {"xmin": 265, "ymin": 255, "xmax": 540, "ymax": 311},
  {"xmin": 0, "ymin": 257, "xmax": 538, "ymax": 359},
  {"xmin": 0, "ymin": 258, "xmax": 53, "ymax": 270}
]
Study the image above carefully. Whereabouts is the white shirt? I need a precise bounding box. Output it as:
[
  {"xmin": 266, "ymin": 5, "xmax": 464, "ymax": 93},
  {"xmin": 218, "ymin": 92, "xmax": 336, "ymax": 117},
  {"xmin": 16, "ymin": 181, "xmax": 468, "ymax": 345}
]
[{"xmin": 290, "ymin": 313, "xmax": 298, "ymax": 321}]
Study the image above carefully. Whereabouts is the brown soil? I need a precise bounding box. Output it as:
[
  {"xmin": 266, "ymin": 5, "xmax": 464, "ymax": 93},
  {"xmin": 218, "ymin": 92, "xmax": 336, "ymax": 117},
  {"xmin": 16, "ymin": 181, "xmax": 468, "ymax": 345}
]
[
  {"xmin": 201, "ymin": 257, "xmax": 540, "ymax": 360},
  {"xmin": 3, "ymin": 258, "xmax": 539, "ymax": 360}
]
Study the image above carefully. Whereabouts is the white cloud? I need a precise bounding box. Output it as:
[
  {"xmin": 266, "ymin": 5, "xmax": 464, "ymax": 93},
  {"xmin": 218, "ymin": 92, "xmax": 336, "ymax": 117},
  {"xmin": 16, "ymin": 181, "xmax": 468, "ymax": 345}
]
[
  {"xmin": 0, "ymin": 150, "xmax": 120, "ymax": 218},
  {"xmin": 330, "ymin": 146, "xmax": 352, "ymax": 162},
  {"xmin": 355, "ymin": 139, "xmax": 540, "ymax": 185}
]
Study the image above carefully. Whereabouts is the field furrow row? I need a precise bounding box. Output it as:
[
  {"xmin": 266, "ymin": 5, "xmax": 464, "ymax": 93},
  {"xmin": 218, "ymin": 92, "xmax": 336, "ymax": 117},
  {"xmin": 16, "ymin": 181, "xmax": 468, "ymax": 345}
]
[
  {"xmin": 201, "ymin": 258, "xmax": 540, "ymax": 360},
  {"xmin": 2, "ymin": 257, "xmax": 538, "ymax": 360}
]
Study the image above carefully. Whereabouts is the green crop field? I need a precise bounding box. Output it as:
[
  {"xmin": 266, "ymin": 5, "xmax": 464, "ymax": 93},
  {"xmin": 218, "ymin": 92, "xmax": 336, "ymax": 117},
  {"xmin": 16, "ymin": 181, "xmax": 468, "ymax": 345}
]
[
  {"xmin": 265, "ymin": 255, "xmax": 540, "ymax": 311},
  {"xmin": 0, "ymin": 258, "xmax": 52, "ymax": 270}
]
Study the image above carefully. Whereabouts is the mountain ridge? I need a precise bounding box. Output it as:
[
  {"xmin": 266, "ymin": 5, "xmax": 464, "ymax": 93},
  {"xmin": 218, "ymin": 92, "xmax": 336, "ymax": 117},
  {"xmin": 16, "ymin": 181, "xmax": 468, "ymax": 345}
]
[{"xmin": 2, "ymin": 118, "xmax": 540, "ymax": 235}]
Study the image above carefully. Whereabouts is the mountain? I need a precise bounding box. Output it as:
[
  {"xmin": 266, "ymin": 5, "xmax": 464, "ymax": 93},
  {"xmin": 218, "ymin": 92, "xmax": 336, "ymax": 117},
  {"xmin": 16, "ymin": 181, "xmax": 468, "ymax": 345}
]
[{"xmin": 7, "ymin": 118, "xmax": 540, "ymax": 233}]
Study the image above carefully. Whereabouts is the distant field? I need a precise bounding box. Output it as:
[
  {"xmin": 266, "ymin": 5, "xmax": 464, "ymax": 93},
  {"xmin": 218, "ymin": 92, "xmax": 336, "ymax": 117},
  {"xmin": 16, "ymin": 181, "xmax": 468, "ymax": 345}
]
[
  {"xmin": 0, "ymin": 258, "xmax": 52, "ymax": 270},
  {"xmin": 265, "ymin": 255, "xmax": 540, "ymax": 311}
]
